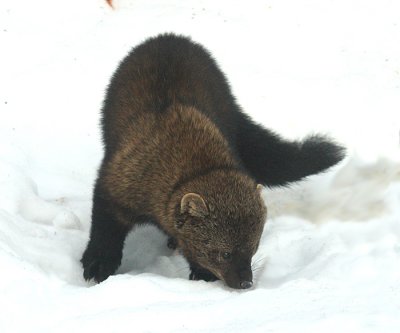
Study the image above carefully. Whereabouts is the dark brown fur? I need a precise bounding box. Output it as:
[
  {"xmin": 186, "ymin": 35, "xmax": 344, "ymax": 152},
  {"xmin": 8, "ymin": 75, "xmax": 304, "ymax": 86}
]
[{"xmin": 81, "ymin": 34, "xmax": 344, "ymax": 289}]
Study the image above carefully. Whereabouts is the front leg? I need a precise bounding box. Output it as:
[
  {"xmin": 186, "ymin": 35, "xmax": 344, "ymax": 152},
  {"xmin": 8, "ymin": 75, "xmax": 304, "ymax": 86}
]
[
  {"xmin": 81, "ymin": 188, "xmax": 131, "ymax": 283},
  {"xmin": 189, "ymin": 263, "xmax": 219, "ymax": 282}
]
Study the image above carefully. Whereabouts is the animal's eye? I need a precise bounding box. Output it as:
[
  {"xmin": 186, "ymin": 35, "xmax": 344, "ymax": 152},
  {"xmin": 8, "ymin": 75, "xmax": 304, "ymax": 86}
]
[{"xmin": 222, "ymin": 252, "xmax": 232, "ymax": 260}]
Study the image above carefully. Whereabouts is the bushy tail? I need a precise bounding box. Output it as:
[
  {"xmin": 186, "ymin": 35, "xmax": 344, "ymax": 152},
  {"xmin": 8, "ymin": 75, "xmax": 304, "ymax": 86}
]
[{"xmin": 235, "ymin": 113, "xmax": 346, "ymax": 187}]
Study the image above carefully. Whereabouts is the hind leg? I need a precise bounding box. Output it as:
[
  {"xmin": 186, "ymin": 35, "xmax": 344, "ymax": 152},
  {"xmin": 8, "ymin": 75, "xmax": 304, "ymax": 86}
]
[{"xmin": 81, "ymin": 185, "xmax": 133, "ymax": 283}]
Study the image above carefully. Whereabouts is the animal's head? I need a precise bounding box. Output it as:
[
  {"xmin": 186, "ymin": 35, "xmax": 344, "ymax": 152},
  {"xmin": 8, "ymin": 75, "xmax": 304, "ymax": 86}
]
[{"xmin": 171, "ymin": 174, "xmax": 267, "ymax": 289}]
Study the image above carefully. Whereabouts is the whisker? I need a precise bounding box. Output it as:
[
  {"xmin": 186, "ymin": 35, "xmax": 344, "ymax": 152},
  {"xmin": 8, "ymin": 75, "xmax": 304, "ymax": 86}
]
[
  {"xmin": 252, "ymin": 255, "xmax": 268, "ymax": 279},
  {"xmin": 252, "ymin": 256, "xmax": 267, "ymax": 267},
  {"xmin": 252, "ymin": 266, "xmax": 263, "ymax": 271}
]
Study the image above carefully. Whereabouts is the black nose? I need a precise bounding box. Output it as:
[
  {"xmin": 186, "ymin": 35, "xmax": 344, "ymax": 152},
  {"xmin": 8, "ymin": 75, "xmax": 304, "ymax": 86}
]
[{"xmin": 240, "ymin": 280, "xmax": 253, "ymax": 289}]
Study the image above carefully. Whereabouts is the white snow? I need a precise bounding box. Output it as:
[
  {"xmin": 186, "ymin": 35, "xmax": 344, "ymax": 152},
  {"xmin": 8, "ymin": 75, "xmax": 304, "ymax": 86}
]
[{"xmin": 1, "ymin": 0, "xmax": 400, "ymax": 332}]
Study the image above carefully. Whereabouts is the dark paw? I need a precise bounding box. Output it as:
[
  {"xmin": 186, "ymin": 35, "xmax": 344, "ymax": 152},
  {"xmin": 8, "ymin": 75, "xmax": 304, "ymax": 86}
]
[
  {"xmin": 167, "ymin": 237, "xmax": 178, "ymax": 250},
  {"xmin": 81, "ymin": 247, "xmax": 122, "ymax": 283},
  {"xmin": 189, "ymin": 267, "xmax": 218, "ymax": 282}
]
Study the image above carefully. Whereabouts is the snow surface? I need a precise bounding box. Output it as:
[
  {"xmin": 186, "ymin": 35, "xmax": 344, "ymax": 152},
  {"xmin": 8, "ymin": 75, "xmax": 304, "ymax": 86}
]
[{"xmin": 1, "ymin": 0, "xmax": 400, "ymax": 332}]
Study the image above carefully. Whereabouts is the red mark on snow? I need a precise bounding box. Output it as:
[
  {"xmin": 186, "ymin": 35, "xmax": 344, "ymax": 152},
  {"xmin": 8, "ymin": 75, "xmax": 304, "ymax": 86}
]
[{"xmin": 106, "ymin": 0, "xmax": 114, "ymax": 9}]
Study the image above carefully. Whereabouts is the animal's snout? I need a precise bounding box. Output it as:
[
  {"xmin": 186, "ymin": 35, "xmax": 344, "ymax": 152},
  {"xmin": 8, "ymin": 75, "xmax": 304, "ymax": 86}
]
[
  {"xmin": 240, "ymin": 280, "xmax": 253, "ymax": 289},
  {"xmin": 223, "ymin": 260, "xmax": 254, "ymax": 289},
  {"xmin": 236, "ymin": 265, "xmax": 253, "ymax": 289}
]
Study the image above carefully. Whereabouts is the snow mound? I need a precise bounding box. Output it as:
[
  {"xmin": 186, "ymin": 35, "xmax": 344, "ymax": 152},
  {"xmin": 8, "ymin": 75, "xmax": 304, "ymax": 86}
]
[
  {"xmin": 0, "ymin": 156, "xmax": 81, "ymax": 229},
  {"xmin": 266, "ymin": 156, "xmax": 400, "ymax": 222}
]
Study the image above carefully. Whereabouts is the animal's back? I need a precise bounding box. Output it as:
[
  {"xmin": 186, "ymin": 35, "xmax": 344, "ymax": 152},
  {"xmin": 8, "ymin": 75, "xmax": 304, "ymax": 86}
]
[
  {"xmin": 101, "ymin": 33, "xmax": 345, "ymax": 187},
  {"xmin": 102, "ymin": 34, "xmax": 238, "ymax": 154}
]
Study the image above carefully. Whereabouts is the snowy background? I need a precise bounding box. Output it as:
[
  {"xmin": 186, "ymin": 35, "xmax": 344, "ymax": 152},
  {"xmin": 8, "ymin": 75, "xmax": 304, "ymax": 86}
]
[{"xmin": 1, "ymin": 0, "xmax": 400, "ymax": 332}]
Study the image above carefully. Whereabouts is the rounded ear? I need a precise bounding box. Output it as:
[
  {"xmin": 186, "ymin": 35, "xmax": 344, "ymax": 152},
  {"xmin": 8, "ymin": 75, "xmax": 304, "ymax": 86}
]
[{"xmin": 180, "ymin": 193, "xmax": 209, "ymax": 218}]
